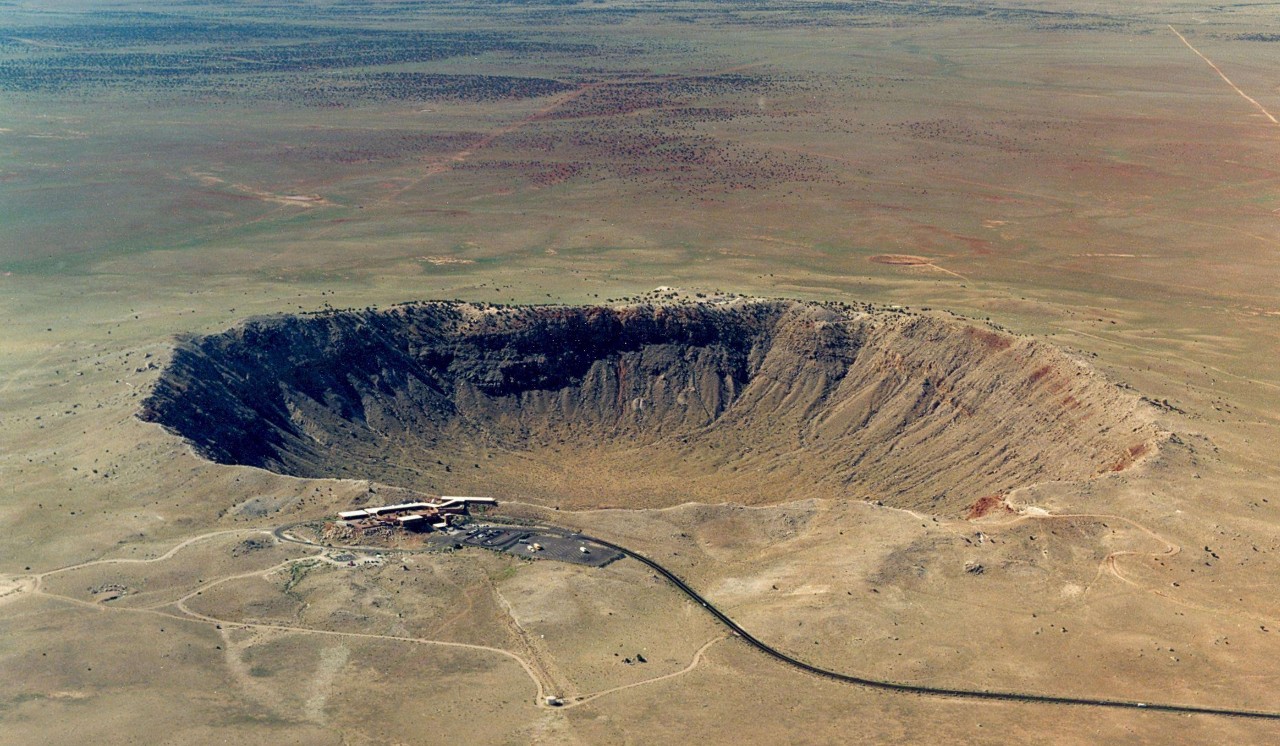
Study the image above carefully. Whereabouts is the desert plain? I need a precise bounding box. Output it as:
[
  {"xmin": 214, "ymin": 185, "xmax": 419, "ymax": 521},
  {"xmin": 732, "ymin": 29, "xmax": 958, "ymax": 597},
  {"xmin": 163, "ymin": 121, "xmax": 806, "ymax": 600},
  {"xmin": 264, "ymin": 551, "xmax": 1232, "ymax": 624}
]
[{"xmin": 3, "ymin": 1, "xmax": 1280, "ymax": 743}]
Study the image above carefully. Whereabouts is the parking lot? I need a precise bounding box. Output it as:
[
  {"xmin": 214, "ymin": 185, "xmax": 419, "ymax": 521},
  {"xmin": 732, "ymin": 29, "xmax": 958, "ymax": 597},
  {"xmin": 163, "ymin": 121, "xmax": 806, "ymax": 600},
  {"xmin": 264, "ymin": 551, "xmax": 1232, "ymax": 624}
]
[{"xmin": 458, "ymin": 525, "xmax": 623, "ymax": 567}]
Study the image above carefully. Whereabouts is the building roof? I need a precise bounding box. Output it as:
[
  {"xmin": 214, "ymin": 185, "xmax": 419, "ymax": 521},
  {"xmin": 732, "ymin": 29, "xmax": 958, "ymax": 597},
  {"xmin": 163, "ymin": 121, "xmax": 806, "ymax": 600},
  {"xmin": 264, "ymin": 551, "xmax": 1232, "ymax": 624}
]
[
  {"xmin": 338, "ymin": 502, "xmax": 432, "ymax": 520},
  {"xmin": 439, "ymin": 495, "xmax": 497, "ymax": 505},
  {"xmin": 369, "ymin": 501, "xmax": 432, "ymax": 515},
  {"xmin": 337, "ymin": 496, "xmax": 494, "ymax": 522}
]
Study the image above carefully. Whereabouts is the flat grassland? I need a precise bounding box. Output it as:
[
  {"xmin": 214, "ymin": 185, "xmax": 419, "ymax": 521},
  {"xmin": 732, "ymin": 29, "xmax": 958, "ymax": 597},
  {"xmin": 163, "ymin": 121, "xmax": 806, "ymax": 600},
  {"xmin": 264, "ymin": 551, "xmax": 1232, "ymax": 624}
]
[{"xmin": 2, "ymin": 1, "xmax": 1280, "ymax": 743}]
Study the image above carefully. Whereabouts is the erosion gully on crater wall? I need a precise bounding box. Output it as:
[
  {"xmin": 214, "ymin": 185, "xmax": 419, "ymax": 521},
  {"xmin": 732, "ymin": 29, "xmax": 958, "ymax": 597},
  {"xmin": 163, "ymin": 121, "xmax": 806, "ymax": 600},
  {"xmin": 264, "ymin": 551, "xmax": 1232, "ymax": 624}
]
[{"xmin": 139, "ymin": 298, "xmax": 1159, "ymax": 515}]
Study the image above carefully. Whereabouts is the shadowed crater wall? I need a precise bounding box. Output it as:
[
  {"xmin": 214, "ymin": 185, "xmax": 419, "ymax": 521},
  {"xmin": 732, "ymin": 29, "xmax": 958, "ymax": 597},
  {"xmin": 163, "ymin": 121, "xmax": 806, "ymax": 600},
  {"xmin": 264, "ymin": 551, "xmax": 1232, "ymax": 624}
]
[{"xmin": 140, "ymin": 299, "xmax": 1157, "ymax": 513}]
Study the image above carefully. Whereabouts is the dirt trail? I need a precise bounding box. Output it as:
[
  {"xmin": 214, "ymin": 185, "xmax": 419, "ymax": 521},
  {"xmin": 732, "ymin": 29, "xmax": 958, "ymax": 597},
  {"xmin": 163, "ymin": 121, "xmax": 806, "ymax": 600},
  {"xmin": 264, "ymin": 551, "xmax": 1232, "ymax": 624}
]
[
  {"xmin": 562, "ymin": 636, "xmax": 725, "ymax": 710},
  {"xmin": 186, "ymin": 170, "xmax": 332, "ymax": 207},
  {"xmin": 0, "ymin": 575, "xmax": 37, "ymax": 606},
  {"xmin": 874, "ymin": 501, "xmax": 1180, "ymax": 604},
  {"xmin": 216, "ymin": 625, "xmax": 293, "ymax": 719},
  {"xmin": 382, "ymin": 60, "xmax": 772, "ymax": 204},
  {"xmin": 1005, "ymin": 254, "xmax": 1280, "ymax": 304},
  {"xmin": 158, "ymin": 554, "xmax": 325, "ymax": 610},
  {"xmin": 173, "ymin": 597, "xmax": 548, "ymax": 703},
  {"xmin": 30, "ymin": 529, "xmax": 266, "ymax": 593},
  {"xmin": 1014, "ymin": 510, "xmax": 1280, "ymax": 632},
  {"xmin": 966, "ymin": 506, "xmax": 1280, "ymax": 634},
  {"xmin": 1064, "ymin": 327, "xmax": 1280, "ymax": 392},
  {"xmin": 24, "ymin": 529, "xmax": 551, "ymax": 706},
  {"xmin": 1169, "ymin": 26, "xmax": 1280, "ymax": 126},
  {"xmin": 381, "ymin": 82, "xmax": 601, "ymax": 203},
  {"xmin": 979, "ymin": 510, "xmax": 1181, "ymax": 593},
  {"xmin": 487, "ymin": 576, "xmax": 576, "ymax": 700},
  {"xmin": 0, "ymin": 343, "xmax": 62, "ymax": 397},
  {"xmin": 303, "ymin": 645, "xmax": 350, "ymax": 723}
]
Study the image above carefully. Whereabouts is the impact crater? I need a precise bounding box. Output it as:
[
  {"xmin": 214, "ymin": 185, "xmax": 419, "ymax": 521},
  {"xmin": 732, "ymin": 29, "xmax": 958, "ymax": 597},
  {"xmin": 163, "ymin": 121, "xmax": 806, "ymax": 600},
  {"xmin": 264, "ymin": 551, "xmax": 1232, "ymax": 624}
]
[{"xmin": 140, "ymin": 297, "xmax": 1157, "ymax": 514}]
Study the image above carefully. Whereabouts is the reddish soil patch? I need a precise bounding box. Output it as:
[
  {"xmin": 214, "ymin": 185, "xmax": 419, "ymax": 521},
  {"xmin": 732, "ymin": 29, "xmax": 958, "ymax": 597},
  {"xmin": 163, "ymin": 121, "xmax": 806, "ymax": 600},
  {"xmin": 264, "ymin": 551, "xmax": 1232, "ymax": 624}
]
[
  {"xmin": 967, "ymin": 494, "xmax": 1011, "ymax": 520},
  {"xmin": 869, "ymin": 254, "xmax": 932, "ymax": 266},
  {"xmin": 1028, "ymin": 364, "xmax": 1053, "ymax": 384},
  {"xmin": 964, "ymin": 326, "xmax": 1013, "ymax": 351},
  {"xmin": 1107, "ymin": 442, "xmax": 1151, "ymax": 472},
  {"xmin": 922, "ymin": 226, "xmax": 995, "ymax": 255}
]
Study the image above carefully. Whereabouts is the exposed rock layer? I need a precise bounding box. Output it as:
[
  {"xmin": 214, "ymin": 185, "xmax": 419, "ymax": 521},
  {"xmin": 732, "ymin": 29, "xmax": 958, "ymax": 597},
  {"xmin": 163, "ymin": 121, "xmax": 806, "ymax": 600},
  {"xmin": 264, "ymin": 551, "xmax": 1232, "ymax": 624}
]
[{"xmin": 140, "ymin": 299, "xmax": 1156, "ymax": 513}]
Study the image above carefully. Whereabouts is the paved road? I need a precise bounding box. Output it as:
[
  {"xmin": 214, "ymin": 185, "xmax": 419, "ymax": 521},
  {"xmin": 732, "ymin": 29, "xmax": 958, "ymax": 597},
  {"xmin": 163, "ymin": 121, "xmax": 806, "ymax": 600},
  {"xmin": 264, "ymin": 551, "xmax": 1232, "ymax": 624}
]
[
  {"xmin": 576, "ymin": 533, "xmax": 1280, "ymax": 721},
  {"xmin": 275, "ymin": 519, "xmax": 1280, "ymax": 721}
]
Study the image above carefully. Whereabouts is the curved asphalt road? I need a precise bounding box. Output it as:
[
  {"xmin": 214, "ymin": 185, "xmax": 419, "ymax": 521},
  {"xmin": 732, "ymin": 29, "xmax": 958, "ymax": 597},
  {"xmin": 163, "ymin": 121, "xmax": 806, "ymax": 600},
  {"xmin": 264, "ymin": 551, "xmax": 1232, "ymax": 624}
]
[
  {"xmin": 276, "ymin": 520, "xmax": 1280, "ymax": 721},
  {"xmin": 579, "ymin": 533, "xmax": 1280, "ymax": 721}
]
